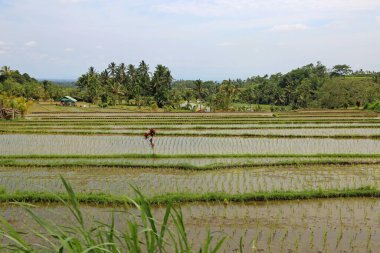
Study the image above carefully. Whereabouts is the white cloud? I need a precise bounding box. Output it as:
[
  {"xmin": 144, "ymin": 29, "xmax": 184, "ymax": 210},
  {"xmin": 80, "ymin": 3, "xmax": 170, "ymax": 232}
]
[
  {"xmin": 155, "ymin": 0, "xmax": 380, "ymax": 17},
  {"xmin": 24, "ymin": 40, "xmax": 37, "ymax": 46},
  {"xmin": 271, "ymin": 24, "xmax": 308, "ymax": 32},
  {"xmin": 58, "ymin": 0, "xmax": 88, "ymax": 4},
  {"xmin": 1, "ymin": 0, "xmax": 379, "ymax": 79},
  {"xmin": 216, "ymin": 41, "xmax": 233, "ymax": 47},
  {"xmin": 0, "ymin": 41, "xmax": 10, "ymax": 54}
]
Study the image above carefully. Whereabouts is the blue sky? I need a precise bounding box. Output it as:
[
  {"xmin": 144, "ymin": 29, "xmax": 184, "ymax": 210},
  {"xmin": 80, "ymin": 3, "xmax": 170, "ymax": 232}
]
[{"xmin": 0, "ymin": 0, "xmax": 379, "ymax": 80}]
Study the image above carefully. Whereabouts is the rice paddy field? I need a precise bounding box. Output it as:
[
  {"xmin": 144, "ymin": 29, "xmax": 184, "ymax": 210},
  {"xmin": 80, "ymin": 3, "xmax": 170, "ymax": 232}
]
[{"xmin": 1, "ymin": 109, "xmax": 380, "ymax": 252}]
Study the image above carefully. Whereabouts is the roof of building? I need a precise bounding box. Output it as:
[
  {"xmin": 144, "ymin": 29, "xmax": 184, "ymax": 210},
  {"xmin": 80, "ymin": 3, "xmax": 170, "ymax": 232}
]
[{"xmin": 60, "ymin": 96, "xmax": 77, "ymax": 102}]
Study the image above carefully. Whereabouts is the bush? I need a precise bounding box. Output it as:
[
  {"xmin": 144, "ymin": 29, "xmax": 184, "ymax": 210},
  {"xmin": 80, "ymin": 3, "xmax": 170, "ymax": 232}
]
[
  {"xmin": 364, "ymin": 101, "xmax": 380, "ymax": 111},
  {"xmin": 98, "ymin": 102, "xmax": 108, "ymax": 108}
]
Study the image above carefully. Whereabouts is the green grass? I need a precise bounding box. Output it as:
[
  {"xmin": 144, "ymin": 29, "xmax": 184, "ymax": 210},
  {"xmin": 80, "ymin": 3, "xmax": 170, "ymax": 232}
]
[
  {"xmin": 1, "ymin": 159, "xmax": 379, "ymax": 170},
  {"xmin": 0, "ymin": 186, "xmax": 378, "ymax": 205}
]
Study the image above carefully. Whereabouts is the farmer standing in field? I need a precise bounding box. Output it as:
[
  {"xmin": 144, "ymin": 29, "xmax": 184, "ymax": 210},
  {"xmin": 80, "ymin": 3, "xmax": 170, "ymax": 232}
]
[{"xmin": 144, "ymin": 128, "xmax": 156, "ymax": 149}]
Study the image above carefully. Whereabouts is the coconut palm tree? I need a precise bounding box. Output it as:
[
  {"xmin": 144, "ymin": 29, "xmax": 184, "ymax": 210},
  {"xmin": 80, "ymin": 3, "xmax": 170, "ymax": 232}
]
[
  {"xmin": 0, "ymin": 66, "xmax": 12, "ymax": 77},
  {"xmin": 127, "ymin": 64, "xmax": 143, "ymax": 107},
  {"xmin": 107, "ymin": 62, "xmax": 117, "ymax": 78},
  {"xmin": 116, "ymin": 63, "xmax": 127, "ymax": 85},
  {"xmin": 151, "ymin": 65, "xmax": 173, "ymax": 107},
  {"xmin": 76, "ymin": 67, "xmax": 100, "ymax": 103},
  {"xmin": 220, "ymin": 79, "xmax": 238, "ymax": 110},
  {"xmin": 137, "ymin": 61, "xmax": 151, "ymax": 96},
  {"xmin": 193, "ymin": 79, "xmax": 204, "ymax": 110}
]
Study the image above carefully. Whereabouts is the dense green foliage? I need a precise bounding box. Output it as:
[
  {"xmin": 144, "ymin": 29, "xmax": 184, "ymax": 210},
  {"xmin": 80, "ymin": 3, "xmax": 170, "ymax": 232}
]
[
  {"xmin": 2, "ymin": 63, "xmax": 380, "ymax": 111},
  {"xmin": 74, "ymin": 62, "xmax": 380, "ymax": 110},
  {"xmin": 0, "ymin": 66, "xmax": 75, "ymax": 114},
  {"xmin": 171, "ymin": 63, "xmax": 380, "ymax": 110},
  {"xmin": 364, "ymin": 100, "xmax": 380, "ymax": 112},
  {"xmin": 0, "ymin": 66, "xmax": 73, "ymax": 101},
  {"xmin": 76, "ymin": 62, "xmax": 173, "ymax": 108}
]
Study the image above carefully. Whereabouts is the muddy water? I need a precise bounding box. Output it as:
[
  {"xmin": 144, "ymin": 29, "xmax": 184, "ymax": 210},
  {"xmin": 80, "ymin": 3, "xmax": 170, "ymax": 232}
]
[
  {"xmin": 1, "ymin": 198, "xmax": 379, "ymax": 252},
  {"xmin": 0, "ymin": 164, "xmax": 379, "ymax": 196}
]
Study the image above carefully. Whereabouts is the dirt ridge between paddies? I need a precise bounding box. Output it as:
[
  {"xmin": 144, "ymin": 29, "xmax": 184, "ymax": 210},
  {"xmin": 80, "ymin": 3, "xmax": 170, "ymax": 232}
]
[
  {"xmin": 3, "ymin": 120, "xmax": 380, "ymax": 126},
  {"xmin": 0, "ymin": 187, "xmax": 379, "ymax": 205},
  {"xmin": 1, "ymin": 159, "xmax": 380, "ymax": 170},
  {"xmin": 3, "ymin": 125, "xmax": 380, "ymax": 130},
  {"xmin": 1, "ymin": 153, "xmax": 380, "ymax": 159}
]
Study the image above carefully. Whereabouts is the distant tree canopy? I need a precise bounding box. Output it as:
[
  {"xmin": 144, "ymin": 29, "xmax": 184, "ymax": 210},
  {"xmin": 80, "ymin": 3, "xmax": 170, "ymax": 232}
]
[
  {"xmin": 2, "ymin": 62, "xmax": 380, "ymax": 112},
  {"xmin": 76, "ymin": 61, "xmax": 380, "ymax": 110},
  {"xmin": 76, "ymin": 61, "xmax": 173, "ymax": 108},
  {"xmin": 330, "ymin": 64, "xmax": 353, "ymax": 77},
  {"xmin": 0, "ymin": 66, "xmax": 74, "ymax": 114},
  {"xmin": 0, "ymin": 66, "xmax": 72, "ymax": 102}
]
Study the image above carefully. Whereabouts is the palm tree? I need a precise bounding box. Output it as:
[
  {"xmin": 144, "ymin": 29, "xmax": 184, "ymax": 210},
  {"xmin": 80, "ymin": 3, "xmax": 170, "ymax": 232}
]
[
  {"xmin": 107, "ymin": 62, "xmax": 117, "ymax": 78},
  {"xmin": 76, "ymin": 67, "xmax": 100, "ymax": 103},
  {"xmin": 116, "ymin": 63, "xmax": 127, "ymax": 85},
  {"xmin": 182, "ymin": 89, "xmax": 194, "ymax": 109},
  {"xmin": 0, "ymin": 66, "xmax": 12, "ymax": 77},
  {"xmin": 137, "ymin": 61, "xmax": 151, "ymax": 96},
  {"xmin": 126, "ymin": 64, "xmax": 142, "ymax": 107},
  {"xmin": 193, "ymin": 79, "xmax": 204, "ymax": 110},
  {"xmin": 220, "ymin": 79, "xmax": 237, "ymax": 110},
  {"xmin": 110, "ymin": 81, "xmax": 125, "ymax": 104},
  {"xmin": 151, "ymin": 65, "xmax": 173, "ymax": 107}
]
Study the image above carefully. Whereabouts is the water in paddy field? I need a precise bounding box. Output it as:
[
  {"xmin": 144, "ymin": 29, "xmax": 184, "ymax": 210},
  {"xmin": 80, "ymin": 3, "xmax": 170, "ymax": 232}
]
[
  {"xmin": 1, "ymin": 113, "xmax": 380, "ymax": 252},
  {"xmin": 1, "ymin": 134, "xmax": 380, "ymax": 155},
  {"xmin": 1, "ymin": 198, "xmax": 379, "ymax": 252},
  {"xmin": 0, "ymin": 164, "xmax": 379, "ymax": 196}
]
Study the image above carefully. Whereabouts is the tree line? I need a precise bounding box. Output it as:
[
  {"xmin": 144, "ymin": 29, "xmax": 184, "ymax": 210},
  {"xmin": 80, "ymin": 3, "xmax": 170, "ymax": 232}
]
[
  {"xmin": 1, "ymin": 62, "xmax": 380, "ymax": 112},
  {"xmin": 76, "ymin": 61, "xmax": 172, "ymax": 108},
  {"xmin": 0, "ymin": 66, "xmax": 73, "ymax": 113}
]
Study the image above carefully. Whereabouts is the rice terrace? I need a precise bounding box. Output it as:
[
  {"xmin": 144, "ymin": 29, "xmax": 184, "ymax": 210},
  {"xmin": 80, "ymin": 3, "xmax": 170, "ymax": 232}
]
[
  {"xmin": 2, "ymin": 0, "xmax": 380, "ymax": 252},
  {"xmin": 1, "ymin": 107, "xmax": 380, "ymax": 252}
]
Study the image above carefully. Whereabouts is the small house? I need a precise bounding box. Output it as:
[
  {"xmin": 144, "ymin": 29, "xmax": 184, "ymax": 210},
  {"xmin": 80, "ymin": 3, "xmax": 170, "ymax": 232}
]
[{"xmin": 60, "ymin": 96, "xmax": 77, "ymax": 106}]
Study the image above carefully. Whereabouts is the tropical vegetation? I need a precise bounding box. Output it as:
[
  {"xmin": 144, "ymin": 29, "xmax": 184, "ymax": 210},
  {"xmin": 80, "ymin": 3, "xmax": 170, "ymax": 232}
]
[{"xmin": 1, "ymin": 63, "xmax": 380, "ymax": 112}]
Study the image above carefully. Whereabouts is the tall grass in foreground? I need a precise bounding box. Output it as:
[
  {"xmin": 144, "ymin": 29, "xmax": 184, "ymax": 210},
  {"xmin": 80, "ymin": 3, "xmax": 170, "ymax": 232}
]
[{"xmin": 0, "ymin": 176, "xmax": 227, "ymax": 253}]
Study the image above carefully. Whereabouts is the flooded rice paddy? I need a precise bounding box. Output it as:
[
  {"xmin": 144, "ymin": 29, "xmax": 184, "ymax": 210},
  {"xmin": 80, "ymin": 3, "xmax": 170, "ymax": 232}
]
[
  {"xmin": 1, "ymin": 112, "xmax": 380, "ymax": 252},
  {"xmin": 1, "ymin": 134, "xmax": 380, "ymax": 155},
  {"xmin": 0, "ymin": 164, "xmax": 379, "ymax": 196},
  {"xmin": 1, "ymin": 198, "xmax": 379, "ymax": 252}
]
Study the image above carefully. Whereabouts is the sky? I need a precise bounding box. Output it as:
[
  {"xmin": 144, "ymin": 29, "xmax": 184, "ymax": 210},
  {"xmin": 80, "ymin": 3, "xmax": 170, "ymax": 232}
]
[{"xmin": 0, "ymin": 0, "xmax": 380, "ymax": 80}]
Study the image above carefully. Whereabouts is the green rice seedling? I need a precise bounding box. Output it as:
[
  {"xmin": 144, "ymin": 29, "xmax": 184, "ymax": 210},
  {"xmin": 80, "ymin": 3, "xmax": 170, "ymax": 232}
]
[
  {"xmin": 366, "ymin": 227, "xmax": 372, "ymax": 251},
  {"xmin": 0, "ymin": 176, "xmax": 228, "ymax": 253},
  {"xmin": 294, "ymin": 232, "xmax": 299, "ymax": 253},
  {"xmin": 322, "ymin": 227, "xmax": 328, "ymax": 250},
  {"xmin": 309, "ymin": 230, "xmax": 314, "ymax": 251}
]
